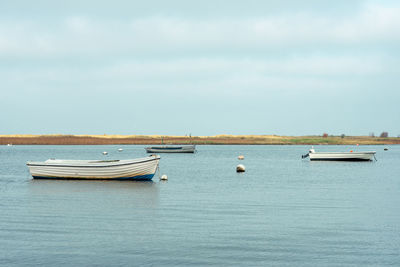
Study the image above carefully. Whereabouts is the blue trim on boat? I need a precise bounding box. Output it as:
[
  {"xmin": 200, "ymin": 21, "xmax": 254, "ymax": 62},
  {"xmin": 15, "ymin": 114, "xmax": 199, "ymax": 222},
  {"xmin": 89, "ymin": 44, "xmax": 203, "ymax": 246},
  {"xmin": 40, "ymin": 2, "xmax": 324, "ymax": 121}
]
[{"xmin": 32, "ymin": 173, "xmax": 155, "ymax": 181}]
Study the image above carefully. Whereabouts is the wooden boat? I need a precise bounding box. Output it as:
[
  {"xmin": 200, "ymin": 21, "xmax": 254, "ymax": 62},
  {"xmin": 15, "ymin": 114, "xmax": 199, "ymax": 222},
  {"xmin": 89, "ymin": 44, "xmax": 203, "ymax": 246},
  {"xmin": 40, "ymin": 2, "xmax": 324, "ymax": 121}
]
[
  {"xmin": 26, "ymin": 155, "xmax": 160, "ymax": 180},
  {"xmin": 145, "ymin": 145, "xmax": 196, "ymax": 153},
  {"xmin": 302, "ymin": 147, "xmax": 376, "ymax": 161}
]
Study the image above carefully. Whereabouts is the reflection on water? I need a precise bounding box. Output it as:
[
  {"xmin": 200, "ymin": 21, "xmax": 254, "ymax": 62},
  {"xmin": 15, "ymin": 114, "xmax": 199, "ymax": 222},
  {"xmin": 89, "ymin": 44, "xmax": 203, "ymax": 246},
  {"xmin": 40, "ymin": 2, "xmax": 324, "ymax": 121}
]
[
  {"xmin": 28, "ymin": 179, "xmax": 160, "ymax": 208},
  {"xmin": 1, "ymin": 145, "xmax": 400, "ymax": 266},
  {"xmin": 29, "ymin": 179, "xmax": 157, "ymax": 193}
]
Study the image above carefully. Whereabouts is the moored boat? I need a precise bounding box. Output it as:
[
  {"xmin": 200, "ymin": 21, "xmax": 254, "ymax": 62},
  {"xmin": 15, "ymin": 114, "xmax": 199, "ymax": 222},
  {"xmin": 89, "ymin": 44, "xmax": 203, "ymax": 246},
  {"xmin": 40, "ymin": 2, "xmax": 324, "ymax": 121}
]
[
  {"xmin": 145, "ymin": 145, "xmax": 196, "ymax": 153},
  {"xmin": 26, "ymin": 155, "xmax": 160, "ymax": 180},
  {"xmin": 302, "ymin": 147, "xmax": 376, "ymax": 161}
]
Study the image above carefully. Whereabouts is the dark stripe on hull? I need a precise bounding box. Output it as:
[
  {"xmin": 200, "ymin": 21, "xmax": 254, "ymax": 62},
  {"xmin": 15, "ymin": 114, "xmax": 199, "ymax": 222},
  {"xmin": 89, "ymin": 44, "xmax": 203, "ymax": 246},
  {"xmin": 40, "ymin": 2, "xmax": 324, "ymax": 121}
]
[
  {"xmin": 149, "ymin": 147, "xmax": 184, "ymax": 150},
  {"xmin": 32, "ymin": 174, "xmax": 155, "ymax": 181},
  {"xmin": 146, "ymin": 150, "xmax": 195, "ymax": 153},
  {"xmin": 310, "ymin": 158, "xmax": 372, "ymax": 161}
]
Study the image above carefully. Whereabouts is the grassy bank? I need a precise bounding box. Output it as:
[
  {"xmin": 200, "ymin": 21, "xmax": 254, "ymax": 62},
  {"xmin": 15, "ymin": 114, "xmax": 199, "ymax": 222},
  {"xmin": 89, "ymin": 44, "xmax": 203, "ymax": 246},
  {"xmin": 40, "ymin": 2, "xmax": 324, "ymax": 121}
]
[{"xmin": 0, "ymin": 134, "xmax": 399, "ymax": 145}]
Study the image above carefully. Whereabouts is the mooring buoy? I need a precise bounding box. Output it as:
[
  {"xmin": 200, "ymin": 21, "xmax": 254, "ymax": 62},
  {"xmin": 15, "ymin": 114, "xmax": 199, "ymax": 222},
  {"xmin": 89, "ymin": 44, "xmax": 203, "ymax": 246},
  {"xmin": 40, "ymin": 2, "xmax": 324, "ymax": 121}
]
[
  {"xmin": 160, "ymin": 174, "xmax": 168, "ymax": 180},
  {"xmin": 118, "ymin": 148, "xmax": 123, "ymax": 152},
  {"xmin": 236, "ymin": 164, "xmax": 245, "ymax": 172},
  {"xmin": 102, "ymin": 151, "xmax": 108, "ymax": 155},
  {"xmin": 238, "ymin": 155, "xmax": 244, "ymax": 160}
]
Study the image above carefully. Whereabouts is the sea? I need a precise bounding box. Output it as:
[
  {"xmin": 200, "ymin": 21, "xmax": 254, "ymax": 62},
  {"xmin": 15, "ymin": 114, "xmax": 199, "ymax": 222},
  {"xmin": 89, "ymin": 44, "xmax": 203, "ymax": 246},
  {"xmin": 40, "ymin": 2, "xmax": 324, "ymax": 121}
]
[{"xmin": 1, "ymin": 145, "xmax": 399, "ymax": 266}]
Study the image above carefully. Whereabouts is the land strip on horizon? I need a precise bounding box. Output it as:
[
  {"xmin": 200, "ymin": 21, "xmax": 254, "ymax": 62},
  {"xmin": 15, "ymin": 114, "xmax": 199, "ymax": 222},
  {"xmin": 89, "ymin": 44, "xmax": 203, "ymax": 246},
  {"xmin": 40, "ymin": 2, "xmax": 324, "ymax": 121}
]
[{"xmin": 0, "ymin": 135, "xmax": 399, "ymax": 145}]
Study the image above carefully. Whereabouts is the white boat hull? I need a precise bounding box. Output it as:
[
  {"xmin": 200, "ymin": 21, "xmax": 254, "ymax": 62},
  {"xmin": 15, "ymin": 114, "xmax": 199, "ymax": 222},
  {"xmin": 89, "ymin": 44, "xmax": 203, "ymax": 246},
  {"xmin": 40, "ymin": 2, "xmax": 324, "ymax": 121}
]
[
  {"xmin": 26, "ymin": 155, "xmax": 160, "ymax": 180},
  {"xmin": 309, "ymin": 151, "xmax": 375, "ymax": 161},
  {"xmin": 145, "ymin": 145, "xmax": 196, "ymax": 153}
]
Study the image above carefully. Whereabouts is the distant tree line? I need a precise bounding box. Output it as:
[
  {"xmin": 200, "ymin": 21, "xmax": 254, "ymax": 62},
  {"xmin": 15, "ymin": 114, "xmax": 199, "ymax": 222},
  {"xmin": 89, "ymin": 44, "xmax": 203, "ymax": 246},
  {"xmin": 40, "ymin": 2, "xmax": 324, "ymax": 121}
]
[
  {"xmin": 371, "ymin": 132, "xmax": 389, "ymax": 138},
  {"xmin": 321, "ymin": 132, "xmax": 392, "ymax": 138},
  {"xmin": 380, "ymin": 132, "xmax": 388, "ymax": 138}
]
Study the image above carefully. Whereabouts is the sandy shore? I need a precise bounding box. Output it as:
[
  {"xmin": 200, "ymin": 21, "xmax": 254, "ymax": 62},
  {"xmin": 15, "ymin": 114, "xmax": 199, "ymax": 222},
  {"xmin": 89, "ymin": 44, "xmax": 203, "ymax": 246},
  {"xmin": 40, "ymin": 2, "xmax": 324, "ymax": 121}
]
[{"xmin": 0, "ymin": 134, "xmax": 399, "ymax": 145}]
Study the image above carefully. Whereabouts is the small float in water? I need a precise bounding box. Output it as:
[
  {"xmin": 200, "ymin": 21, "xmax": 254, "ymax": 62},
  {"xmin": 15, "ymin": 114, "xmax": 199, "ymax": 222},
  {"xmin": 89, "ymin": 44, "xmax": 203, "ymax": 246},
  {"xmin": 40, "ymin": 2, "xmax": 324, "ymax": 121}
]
[
  {"xmin": 236, "ymin": 164, "xmax": 246, "ymax": 172},
  {"xmin": 302, "ymin": 147, "xmax": 376, "ymax": 161}
]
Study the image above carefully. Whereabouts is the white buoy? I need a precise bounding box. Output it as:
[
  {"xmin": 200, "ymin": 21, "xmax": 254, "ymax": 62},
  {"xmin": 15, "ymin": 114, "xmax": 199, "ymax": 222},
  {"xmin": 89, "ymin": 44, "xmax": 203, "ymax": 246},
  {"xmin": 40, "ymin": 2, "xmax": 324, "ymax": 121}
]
[
  {"xmin": 118, "ymin": 148, "xmax": 123, "ymax": 152},
  {"xmin": 102, "ymin": 151, "xmax": 108, "ymax": 155},
  {"xmin": 238, "ymin": 155, "xmax": 244, "ymax": 160},
  {"xmin": 160, "ymin": 174, "xmax": 168, "ymax": 180},
  {"xmin": 236, "ymin": 164, "xmax": 245, "ymax": 172}
]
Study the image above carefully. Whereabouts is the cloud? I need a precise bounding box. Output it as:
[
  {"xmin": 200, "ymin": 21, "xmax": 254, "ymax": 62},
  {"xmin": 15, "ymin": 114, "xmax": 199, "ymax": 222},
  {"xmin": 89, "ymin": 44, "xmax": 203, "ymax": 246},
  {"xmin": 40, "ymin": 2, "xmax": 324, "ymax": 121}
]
[
  {"xmin": 0, "ymin": 55, "xmax": 385, "ymax": 99},
  {"xmin": 0, "ymin": 2, "xmax": 397, "ymax": 101},
  {"xmin": 0, "ymin": 3, "xmax": 399, "ymax": 57}
]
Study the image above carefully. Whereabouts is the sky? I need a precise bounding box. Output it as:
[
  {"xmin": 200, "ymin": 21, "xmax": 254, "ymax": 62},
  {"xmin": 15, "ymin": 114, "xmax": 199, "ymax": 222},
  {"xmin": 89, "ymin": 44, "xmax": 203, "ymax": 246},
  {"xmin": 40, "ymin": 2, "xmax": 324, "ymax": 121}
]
[{"xmin": 0, "ymin": 0, "xmax": 399, "ymax": 136}]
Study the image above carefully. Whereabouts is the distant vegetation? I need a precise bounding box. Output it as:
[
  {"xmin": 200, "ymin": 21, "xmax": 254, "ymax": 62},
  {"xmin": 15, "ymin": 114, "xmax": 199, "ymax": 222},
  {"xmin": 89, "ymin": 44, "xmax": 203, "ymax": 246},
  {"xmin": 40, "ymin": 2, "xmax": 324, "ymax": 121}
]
[
  {"xmin": 380, "ymin": 132, "xmax": 389, "ymax": 138},
  {"xmin": 1, "ymin": 134, "xmax": 399, "ymax": 145}
]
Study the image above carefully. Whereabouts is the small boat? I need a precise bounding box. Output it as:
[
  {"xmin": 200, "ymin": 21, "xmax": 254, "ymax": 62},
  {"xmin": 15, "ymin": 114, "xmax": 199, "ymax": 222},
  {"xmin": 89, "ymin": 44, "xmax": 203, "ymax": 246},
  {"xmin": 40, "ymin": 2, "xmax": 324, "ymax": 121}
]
[
  {"xmin": 302, "ymin": 147, "xmax": 376, "ymax": 161},
  {"xmin": 145, "ymin": 145, "xmax": 196, "ymax": 153},
  {"xmin": 26, "ymin": 155, "xmax": 160, "ymax": 180}
]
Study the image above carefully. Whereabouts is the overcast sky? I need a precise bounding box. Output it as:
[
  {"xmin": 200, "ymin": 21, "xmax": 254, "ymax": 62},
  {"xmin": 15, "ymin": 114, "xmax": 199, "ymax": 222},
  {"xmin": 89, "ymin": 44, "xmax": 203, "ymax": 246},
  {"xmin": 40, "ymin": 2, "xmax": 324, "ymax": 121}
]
[{"xmin": 0, "ymin": 0, "xmax": 399, "ymax": 136}]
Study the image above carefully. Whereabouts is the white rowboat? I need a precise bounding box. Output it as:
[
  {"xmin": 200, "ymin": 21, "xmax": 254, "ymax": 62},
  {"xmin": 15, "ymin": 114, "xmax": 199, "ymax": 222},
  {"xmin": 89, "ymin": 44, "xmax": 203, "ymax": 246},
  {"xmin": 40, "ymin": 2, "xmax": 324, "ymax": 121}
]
[
  {"xmin": 26, "ymin": 155, "xmax": 160, "ymax": 180},
  {"xmin": 303, "ymin": 147, "xmax": 376, "ymax": 161}
]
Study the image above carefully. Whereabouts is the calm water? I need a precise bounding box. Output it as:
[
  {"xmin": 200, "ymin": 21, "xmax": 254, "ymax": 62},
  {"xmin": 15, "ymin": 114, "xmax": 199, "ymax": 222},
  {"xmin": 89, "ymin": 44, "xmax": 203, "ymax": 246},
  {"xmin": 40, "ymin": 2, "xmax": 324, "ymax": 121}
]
[{"xmin": 1, "ymin": 145, "xmax": 400, "ymax": 266}]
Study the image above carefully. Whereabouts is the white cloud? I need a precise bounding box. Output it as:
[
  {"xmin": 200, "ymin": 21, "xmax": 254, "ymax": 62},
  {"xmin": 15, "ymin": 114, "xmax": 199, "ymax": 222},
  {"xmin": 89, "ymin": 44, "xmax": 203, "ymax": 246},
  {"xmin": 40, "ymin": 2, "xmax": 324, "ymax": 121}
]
[
  {"xmin": 330, "ymin": 3, "xmax": 400, "ymax": 42},
  {"xmin": 0, "ymin": 55, "xmax": 384, "ymax": 98},
  {"xmin": 0, "ymin": 2, "xmax": 397, "ymax": 100},
  {"xmin": 103, "ymin": 56, "xmax": 383, "ymax": 78},
  {"xmin": 65, "ymin": 17, "xmax": 92, "ymax": 34},
  {"xmin": 0, "ymin": 3, "xmax": 399, "ymax": 57}
]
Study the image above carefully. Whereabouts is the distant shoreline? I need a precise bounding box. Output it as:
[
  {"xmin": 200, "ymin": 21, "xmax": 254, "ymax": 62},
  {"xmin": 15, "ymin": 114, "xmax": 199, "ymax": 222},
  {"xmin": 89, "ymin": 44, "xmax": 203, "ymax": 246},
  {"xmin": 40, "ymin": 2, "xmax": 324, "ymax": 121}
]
[{"xmin": 1, "ymin": 134, "xmax": 399, "ymax": 145}]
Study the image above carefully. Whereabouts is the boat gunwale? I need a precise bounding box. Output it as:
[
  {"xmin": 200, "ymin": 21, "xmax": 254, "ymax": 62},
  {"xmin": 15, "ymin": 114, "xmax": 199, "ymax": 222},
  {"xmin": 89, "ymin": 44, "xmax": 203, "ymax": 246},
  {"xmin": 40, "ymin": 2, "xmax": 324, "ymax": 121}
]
[{"xmin": 26, "ymin": 156, "xmax": 160, "ymax": 168}]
